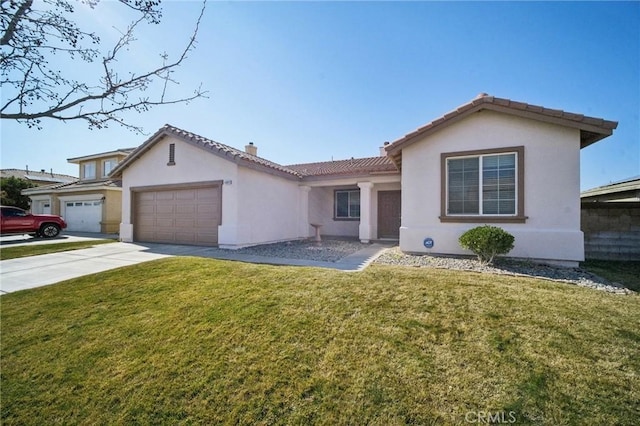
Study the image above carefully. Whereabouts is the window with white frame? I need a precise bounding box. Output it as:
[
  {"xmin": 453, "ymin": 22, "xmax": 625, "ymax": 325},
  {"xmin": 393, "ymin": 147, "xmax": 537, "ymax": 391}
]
[
  {"xmin": 103, "ymin": 159, "xmax": 118, "ymax": 177},
  {"xmin": 335, "ymin": 189, "xmax": 360, "ymax": 219},
  {"xmin": 441, "ymin": 146, "xmax": 525, "ymax": 222},
  {"xmin": 83, "ymin": 162, "xmax": 96, "ymax": 180}
]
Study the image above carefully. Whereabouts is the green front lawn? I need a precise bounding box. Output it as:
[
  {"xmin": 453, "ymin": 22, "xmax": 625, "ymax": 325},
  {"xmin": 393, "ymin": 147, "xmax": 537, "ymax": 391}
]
[
  {"xmin": 581, "ymin": 260, "xmax": 640, "ymax": 292},
  {"xmin": 2, "ymin": 258, "xmax": 638, "ymax": 425},
  {"xmin": 0, "ymin": 239, "xmax": 116, "ymax": 260}
]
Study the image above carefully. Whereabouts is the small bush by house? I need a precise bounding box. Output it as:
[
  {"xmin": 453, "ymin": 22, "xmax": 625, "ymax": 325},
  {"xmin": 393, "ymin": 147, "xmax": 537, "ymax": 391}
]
[{"xmin": 459, "ymin": 225, "xmax": 515, "ymax": 265}]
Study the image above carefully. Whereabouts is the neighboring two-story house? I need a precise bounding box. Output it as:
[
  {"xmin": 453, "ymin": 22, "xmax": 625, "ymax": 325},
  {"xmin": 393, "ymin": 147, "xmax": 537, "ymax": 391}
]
[{"xmin": 23, "ymin": 148, "xmax": 134, "ymax": 233}]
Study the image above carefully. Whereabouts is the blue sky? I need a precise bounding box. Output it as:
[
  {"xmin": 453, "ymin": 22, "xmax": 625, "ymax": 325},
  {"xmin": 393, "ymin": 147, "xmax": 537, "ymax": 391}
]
[{"xmin": 1, "ymin": 1, "xmax": 638, "ymax": 190}]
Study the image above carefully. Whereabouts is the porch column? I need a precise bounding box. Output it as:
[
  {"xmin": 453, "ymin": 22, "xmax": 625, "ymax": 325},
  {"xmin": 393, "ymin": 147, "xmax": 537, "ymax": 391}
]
[
  {"xmin": 299, "ymin": 185, "xmax": 312, "ymax": 238},
  {"xmin": 358, "ymin": 182, "xmax": 373, "ymax": 243}
]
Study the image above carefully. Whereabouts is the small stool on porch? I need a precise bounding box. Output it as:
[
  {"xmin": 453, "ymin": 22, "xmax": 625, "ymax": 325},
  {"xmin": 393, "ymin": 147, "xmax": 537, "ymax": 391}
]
[{"xmin": 310, "ymin": 223, "xmax": 323, "ymax": 243}]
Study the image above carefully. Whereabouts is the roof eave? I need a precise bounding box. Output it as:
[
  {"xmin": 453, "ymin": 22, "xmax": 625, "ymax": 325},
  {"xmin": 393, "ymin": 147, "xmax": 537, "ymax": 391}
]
[
  {"xmin": 384, "ymin": 98, "xmax": 618, "ymax": 168},
  {"xmin": 110, "ymin": 126, "xmax": 302, "ymax": 181},
  {"xmin": 67, "ymin": 150, "xmax": 134, "ymax": 164}
]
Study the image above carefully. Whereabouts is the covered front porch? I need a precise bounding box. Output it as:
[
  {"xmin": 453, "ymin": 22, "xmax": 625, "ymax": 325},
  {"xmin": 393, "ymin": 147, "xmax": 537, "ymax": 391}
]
[{"xmin": 299, "ymin": 176, "xmax": 401, "ymax": 243}]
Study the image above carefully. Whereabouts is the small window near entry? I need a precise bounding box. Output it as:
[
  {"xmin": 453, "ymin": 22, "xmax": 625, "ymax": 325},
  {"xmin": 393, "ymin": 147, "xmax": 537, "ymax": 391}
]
[
  {"xmin": 168, "ymin": 143, "xmax": 176, "ymax": 165},
  {"xmin": 335, "ymin": 190, "xmax": 360, "ymax": 220},
  {"xmin": 43, "ymin": 203, "xmax": 50, "ymax": 208}
]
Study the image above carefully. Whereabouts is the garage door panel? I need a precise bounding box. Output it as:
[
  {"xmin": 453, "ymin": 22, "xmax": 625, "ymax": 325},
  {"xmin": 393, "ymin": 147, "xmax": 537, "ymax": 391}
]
[
  {"xmin": 197, "ymin": 188, "xmax": 218, "ymax": 200},
  {"xmin": 137, "ymin": 204, "xmax": 156, "ymax": 213},
  {"xmin": 175, "ymin": 219, "xmax": 196, "ymax": 228},
  {"xmin": 176, "ymin": 204, "xmax": 196, "ymax": 214},
  {"xmin": 65, "ymin": 200, "xmax": 102, "ymax": 232},
  {"xmin": 155, "ymin": 218, "xmax": 175, "ymax": 227},
  {"xmin": 176, "ymin": 189, "xmax": 197, "ymax": 200},
  {"xmin": 134, "ymin": 184, "xmax": 221, "ymax": 246},
  {"xmin": 156, "ymin": 204, "xmax": 175, "ymax": 214},
  {"xmin": 197, "ymin": 203, "xmax": 216, "ymax": 213},
  {"xmin": 156, "ymin": 191, "xmax": 175, "ymax": 201},
  {"xmin": 138, "ymin": 192, "xmax": 156, "ymax": 201}
]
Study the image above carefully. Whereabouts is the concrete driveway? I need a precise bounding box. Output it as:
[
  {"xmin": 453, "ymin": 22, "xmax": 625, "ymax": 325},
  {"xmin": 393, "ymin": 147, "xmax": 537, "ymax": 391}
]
[
  {"xmin": 1, "ymin": 235, "xmax": 390, "ymax": 295},
  {"xmin": 0, "ymin": 242, "xmax": 171, "ymax": 294}
]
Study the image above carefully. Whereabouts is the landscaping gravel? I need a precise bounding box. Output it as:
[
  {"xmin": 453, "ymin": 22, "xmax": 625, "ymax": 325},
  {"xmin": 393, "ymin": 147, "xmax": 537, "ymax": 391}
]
[
  {"xmin": 208, "ymin": 239, "xmax": 631, "ymax": 294},
  {"xmin": 375, "ymin": 247, "xmax": 633, "ymax": 295},
  {"xmin": 233, "ymin": 239, "xmax": 365, "ymax": 263}
]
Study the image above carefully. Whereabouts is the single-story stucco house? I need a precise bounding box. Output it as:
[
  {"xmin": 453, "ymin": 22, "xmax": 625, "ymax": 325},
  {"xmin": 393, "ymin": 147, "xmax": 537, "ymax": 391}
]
[{"xmin": 111, "ymin": 94, "xmax": 617, "ymax": 266}]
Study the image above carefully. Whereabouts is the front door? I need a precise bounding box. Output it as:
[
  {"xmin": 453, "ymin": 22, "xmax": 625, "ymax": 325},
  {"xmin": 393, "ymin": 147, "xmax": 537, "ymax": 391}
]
[{"xmin": 378, "ymin": 190, "xmax": 401, "ymax": 239}]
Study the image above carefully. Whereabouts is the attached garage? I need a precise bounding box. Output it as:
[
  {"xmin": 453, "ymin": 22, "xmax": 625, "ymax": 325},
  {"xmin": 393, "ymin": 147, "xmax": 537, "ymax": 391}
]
[
  {"xmin": 133, "ymin": 182, "xmax": 222, "ymax": 246},
  {"xmin": 64, "ymin": 200, "xmax": 102, "ymax": 232}
]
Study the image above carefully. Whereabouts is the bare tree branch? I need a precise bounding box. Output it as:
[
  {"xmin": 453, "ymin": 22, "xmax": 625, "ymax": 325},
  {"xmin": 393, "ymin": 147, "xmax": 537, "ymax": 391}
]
[{"xmin": 0, "ymin": 0, "xmax": 208, "ymax": 133}]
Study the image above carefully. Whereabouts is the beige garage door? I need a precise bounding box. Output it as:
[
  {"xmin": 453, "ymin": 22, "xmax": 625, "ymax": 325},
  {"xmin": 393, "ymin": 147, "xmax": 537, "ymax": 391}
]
[{"xmin": 134, "ymin": 185, "xmax": 222, "ymax": 246}]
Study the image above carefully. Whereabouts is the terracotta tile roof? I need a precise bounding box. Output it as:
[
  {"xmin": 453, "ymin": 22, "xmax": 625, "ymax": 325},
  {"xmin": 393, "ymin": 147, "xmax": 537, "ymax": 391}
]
[
  {"xmin": 111, "ymin": 124, "xmax": 303, "ymax": 179},
  {"xmin": 1, "ymin": 168, "xmax": 77, "ymax": 184},
  {"xmin": 386, "ymin": 93, "xmax": 618, "ymax": 168},
  {"xmin": 287, "ymin": 156, "xmax": 398, "ymax": 177},
  {"xmin": 111, "ymin": 124, "xmax": 397, "ymax": 180},
  {"xmin": 22, "ymin": 179, "xmax": 122, "ymax": 194}
]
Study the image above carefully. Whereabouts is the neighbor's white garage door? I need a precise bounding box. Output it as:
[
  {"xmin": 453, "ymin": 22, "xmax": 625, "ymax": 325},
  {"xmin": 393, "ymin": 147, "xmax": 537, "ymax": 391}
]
[
  {"xmin": 134, "ymin": 185, "xmax": 221, "ymax": 246},
  {"xmin": 64, "ymin": 200, "xmax": 102, "ymax": 232}
]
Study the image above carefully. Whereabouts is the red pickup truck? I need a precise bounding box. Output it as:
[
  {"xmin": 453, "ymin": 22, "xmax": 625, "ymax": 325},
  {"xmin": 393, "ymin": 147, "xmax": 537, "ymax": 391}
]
[{"xmin": 0, "ymin": 206, "xmax": 67, "ymax": 238}]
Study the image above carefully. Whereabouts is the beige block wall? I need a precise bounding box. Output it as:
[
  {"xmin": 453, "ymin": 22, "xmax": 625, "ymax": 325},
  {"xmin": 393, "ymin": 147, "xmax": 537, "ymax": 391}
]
[{"xmin": 581, "ymin": 202, "xmax": 640, "ymax": 260}]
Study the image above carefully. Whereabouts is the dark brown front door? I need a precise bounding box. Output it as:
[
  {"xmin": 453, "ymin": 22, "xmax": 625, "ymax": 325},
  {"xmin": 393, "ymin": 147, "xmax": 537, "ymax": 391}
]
[{"xmin": 378, "ymin": 190, "xmax": 401, "ymax": 239}]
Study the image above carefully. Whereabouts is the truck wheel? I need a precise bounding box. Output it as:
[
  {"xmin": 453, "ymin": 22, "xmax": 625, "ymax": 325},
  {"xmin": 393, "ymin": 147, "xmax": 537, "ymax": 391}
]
[{"xmin": 40, "ymin": 223, "xmax": 61, "ymax": 238}]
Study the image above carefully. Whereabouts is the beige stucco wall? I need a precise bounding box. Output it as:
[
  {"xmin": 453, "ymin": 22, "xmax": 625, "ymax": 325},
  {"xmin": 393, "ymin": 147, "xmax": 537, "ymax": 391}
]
[
  {"xmin": 119, "ymin": 135, "xmax": 240, "ymax": 244},
  {"xmin": 309, "ymin": 186, "xmax": 360, "ymax": 237},
  {"xmin": 307, "ymin": 179, "xmax": 401, "ymax": 239},
  {"xmin": 400, "ymin": 110, "xmax": 583, "ymax": 265},
  {"xmin": 119, "ymin": 135, "xmax": 309, "ymax": 247},
  {"xmin": 77, "ymin": 153, "xmax": 129, "ymax": 180},
  {"xmin": 235, "ymin": 167, "xmax": 304, "ymax": 246},
  {"xmin": 102, "ymin": 189, "xmax": 122, "ymax": 233}
]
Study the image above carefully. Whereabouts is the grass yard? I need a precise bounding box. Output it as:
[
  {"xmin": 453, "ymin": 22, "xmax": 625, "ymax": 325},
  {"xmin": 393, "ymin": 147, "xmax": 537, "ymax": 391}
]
[
  {"xmin": 581, "ymin": 260, "xmax": 640, "ymax": 292},
  {"xmin": 2, "ymin": 258, "xmax": 639, "ymax": 425},
  {"xmin": 0, "ymin": 239, "xmax": 116, "ymax": 260}
]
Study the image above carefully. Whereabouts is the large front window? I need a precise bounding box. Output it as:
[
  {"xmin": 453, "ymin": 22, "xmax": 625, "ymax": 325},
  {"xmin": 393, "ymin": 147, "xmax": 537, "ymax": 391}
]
[
  {"xmin": 335, "ymin": 190, "xmax": 360, "ymax": 219},
  {"xmin": 441, "ymin": 146, "xmax": 525, "ymax": 223}
]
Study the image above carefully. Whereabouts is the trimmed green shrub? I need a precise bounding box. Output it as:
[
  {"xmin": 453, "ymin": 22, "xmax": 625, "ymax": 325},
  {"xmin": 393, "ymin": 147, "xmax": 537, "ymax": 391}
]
[{"xmin": 458, "ymin": 225, "xmax": 515, "ymax": 265}]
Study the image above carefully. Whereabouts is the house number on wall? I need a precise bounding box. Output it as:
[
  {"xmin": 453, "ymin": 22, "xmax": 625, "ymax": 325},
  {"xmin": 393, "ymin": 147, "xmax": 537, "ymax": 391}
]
[{"xmin": 423, "ymin": 238, "xmax": 434, "ymax": 249}]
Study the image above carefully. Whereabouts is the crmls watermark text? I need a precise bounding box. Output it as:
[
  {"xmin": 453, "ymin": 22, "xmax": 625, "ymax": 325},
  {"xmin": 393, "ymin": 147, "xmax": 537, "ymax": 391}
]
[{"xmin": 465, "ymin": 411, "xmax": 517, "ymax": 424}]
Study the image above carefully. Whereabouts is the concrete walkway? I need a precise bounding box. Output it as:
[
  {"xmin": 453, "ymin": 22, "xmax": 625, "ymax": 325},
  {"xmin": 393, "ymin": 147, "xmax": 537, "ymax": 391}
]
[{"xmin": 0, "ymin": 241, "xmax": 391, "ymax": 294}]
